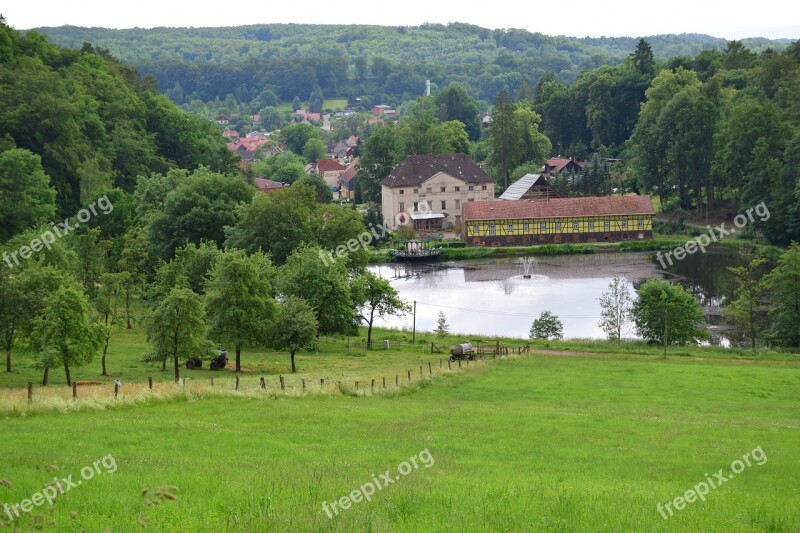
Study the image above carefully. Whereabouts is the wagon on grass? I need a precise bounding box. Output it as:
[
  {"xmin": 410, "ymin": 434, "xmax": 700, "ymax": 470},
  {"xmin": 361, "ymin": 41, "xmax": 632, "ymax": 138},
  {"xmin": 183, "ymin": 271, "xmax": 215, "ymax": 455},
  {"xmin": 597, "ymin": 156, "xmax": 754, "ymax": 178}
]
[{"xmin": 449, "ymin": 342, "xmax": 475, "ymax": 362}]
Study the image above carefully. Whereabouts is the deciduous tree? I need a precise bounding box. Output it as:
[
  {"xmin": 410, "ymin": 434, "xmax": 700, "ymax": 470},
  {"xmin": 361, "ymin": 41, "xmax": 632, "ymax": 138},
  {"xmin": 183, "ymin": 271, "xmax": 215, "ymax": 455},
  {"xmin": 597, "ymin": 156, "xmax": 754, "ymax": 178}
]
[
  {"xmin": 204, "ymin": 249, "xmax": 276, "ymax": 372},
  {"xmin": 271, "ymin": 296, "xmax": 318, "ymax": 373}
]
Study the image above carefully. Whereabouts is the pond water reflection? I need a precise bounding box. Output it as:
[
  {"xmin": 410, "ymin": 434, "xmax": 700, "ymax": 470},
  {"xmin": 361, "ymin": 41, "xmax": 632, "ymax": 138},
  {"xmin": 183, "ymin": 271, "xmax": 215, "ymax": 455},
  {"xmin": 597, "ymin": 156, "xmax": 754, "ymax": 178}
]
[{"xmin": 368, "ymin": 249, "xmax": 741, "ymax": 343}]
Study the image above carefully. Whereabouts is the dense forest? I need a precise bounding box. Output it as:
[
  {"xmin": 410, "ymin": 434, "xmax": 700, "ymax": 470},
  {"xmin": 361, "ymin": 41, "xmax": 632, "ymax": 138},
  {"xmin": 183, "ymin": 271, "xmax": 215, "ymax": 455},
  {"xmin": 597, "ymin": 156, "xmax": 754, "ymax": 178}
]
[
  {"xmin": 33, "ymin": 23, "xmax": 789, "ymax": 105},
  {"xmin": 0, "ymin": 20, "xmax": 237, "ymax": 215}
]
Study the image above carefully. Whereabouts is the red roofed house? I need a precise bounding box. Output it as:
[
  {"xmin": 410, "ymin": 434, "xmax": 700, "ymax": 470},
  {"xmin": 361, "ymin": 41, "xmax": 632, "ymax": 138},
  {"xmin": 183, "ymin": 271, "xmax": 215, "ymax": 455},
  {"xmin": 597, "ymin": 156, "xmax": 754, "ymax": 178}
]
[
  {"xmin": 463, "ymin": 195, "xmax": 654, "ymax": 246},
  {"xmin": 316, "ymin": 159, "xmax": 347, "ymax": 189},
  {"xmin": 542, "ymin": 157, "xmax": 585, "ymax": 176},
  {"xmin": 254, "ymin": 178, "xmax": 287, "ymax": 195}
]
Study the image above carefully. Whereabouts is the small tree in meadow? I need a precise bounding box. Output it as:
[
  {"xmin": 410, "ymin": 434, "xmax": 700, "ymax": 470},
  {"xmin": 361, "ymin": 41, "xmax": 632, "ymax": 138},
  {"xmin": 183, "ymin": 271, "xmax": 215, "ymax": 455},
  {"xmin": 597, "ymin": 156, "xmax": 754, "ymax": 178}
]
[
  {"xmin": 435, "ymin": 311, "xmax": 450, "ymax": 337},
  {"xmin": 146, "ymin": 287, "xmax": 210, "ymax": 382},
  {"xmin": 597, "ymin": 277, "xmax": 633, "ymax": 345},
  {"xmin": 34, "ymin": 283, "xmax": 105, "ymax": 386},
  {"xmin": 530, "ymin": 311, "xmax": 563, "ymax": 340},
  {"xmin": 271, "ymin": 296, "xmax": 318, "ymax": 373}
]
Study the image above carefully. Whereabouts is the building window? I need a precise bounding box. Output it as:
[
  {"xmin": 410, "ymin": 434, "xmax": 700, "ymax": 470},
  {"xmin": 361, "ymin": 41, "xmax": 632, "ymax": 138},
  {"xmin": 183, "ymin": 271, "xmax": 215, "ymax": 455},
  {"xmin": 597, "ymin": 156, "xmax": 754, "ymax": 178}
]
[
  {"xmin": 523, "ymin": 223, "xmax": 529, "ymax": 232},
  {"xmin": 441, "ymin": 200, "xmax": 446, "ymax": 210},
  {"xmin": 399, "ymin": 202, "xmax": 405, "ymax": 212},
  {"xmin": 473, "ymin": 224, "xmax": 479, "ymax": 235},
  {"xmin": 468, "ymin": 185, "xmax": 474, "ymax": 191},
  {"xmin": 572, "ymin": 221, "xmax": 579, "ymax": 231},
  {"xmin": 413, "ymin": 202, "xmax": 419, "ymax": 211},
  {"xmin": 481, "ymin": 185, "xmax": 487, "ymax": 190},
  {"xmin": 489, "ymin": 224, "xmax": 495, "ymax": 236},
  {"xmin": 508, "ymin": 224, "xmax": 514, "ymax": 233},
  {"xmin": 440, "ymin": 186, "xmax": 446, "ymax": 192},
  {"xmin": 622, "ymin": 218, "xmax": 628, "ymax": 229},
  {"xmin": 604, "ymin": 220, "xmax": 610, "ymax": 230},
  {"xmin": 468, "ymin": 198, "xmax": 474, "ymax": 202},
  {"xmin": 638, "ymin": 219, "xmax": 644, "ymax": 228},
  {"xmin": 427, "ymin": 187, "xmax": 432, "ymax": 193},
  {"xmin": 555, "ymin": 222, "xmax": 562, "ymax": 231},
  {"xmin": 589, "ymin": 221, "xmax": 594, "ymax": 230},
  {"xmin": 539, "ymin": 222, "xmax": 546, "ymax": 231},
  {"xmin": 455, "ymin": 199, "xmax": 461, "ymax": 209},
  {"xmin": 399, "ymin": 190, "xmax": 404, "ymax": 195},
  {"xmin": 413, "ymin": 188, "xmax": 418, "ymax": 193},
  {"xmin": 455, "ymin": 186, "xmax": 460, "ymax": 192}
]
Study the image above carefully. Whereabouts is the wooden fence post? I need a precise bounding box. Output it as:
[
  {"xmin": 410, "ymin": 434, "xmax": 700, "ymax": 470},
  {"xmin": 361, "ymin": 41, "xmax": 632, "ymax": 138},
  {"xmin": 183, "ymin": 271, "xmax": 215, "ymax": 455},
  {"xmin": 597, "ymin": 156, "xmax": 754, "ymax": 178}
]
[
  {"xmin": 72, "ymin": 382, "xmax": 77, "ymax": 400},
  {"xmin": 371, "ymin": 378, "xmax": 375, "ymax": 393},
  {"xmin": 439, "ymin": 359, "xmax": 442, "ymax": 369},
  {"xmin": 260, "ymin": 377, "xmax": 266, "ymax": 390},
  {"xmin": 114, "ymin": 382, "xmax": 119, "ymax": 398},
  {"xmin": 382, "ymin": 376, "xmax": 386, "ymax": 389},
  {"xmin": 235, "ymin": 373, "xmax": 240, "ymax": 391},
  {"xmin": 210, "ymin": 376, "xmax": 214, "ymax": 387},
  {"xmin": 448, "ymin": 359, "xmax": 451, "ymax": 370},
  {"xmin": 280, "ymin": 375, "xmax": 285, "ymax": 391},
  {"xmin": 428, "ymin": 362, "xmax": 432, "ymax": 375},
  {"xmin": 320, "ymin": 378, "xmax": 324, "ymax": 388},
  {"xmin": 355, "ymin": 380, "xmax": 359, "ymax": 390},
  {"xmin": 407, "ymin": 370, "xmax": 411, "ymax": 382},
  {"xmin": 458, "ymin": 359, "xmax": 462, "ymax": 368},
  {"xmin": 395, "ymin": 374, "xmax": 399, "ymax": 387},
  {"xmin": 302, "ymin": 379, "xmax": 306, "ymax": 392},
  {"xmin": 148, "ymin": 376, "xmax": 153, "ymax": 391},
  {"xmin": 27, "ymin": 381, "xmax": 33, "ymax": 403}
]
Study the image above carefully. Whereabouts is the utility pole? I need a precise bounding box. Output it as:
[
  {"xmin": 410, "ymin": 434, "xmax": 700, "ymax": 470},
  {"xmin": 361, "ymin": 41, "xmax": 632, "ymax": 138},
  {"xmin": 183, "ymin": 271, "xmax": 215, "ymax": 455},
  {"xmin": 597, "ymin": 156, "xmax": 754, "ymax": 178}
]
[
  {"xmin": 663, "ymin": 309, "xmax": 669, "ymax": 358},
  {"xmin": 412, "ymin": 300, "xmax": 417, "ymax": 343}
]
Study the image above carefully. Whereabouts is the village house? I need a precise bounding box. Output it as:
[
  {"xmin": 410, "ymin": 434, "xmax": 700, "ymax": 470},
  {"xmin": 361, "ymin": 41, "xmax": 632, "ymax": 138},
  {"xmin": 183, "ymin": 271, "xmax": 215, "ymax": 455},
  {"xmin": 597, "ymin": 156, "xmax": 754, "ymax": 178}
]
[
  {"xmin": 542, "ymin": 157, "xmax": 585, "ymax": 176},
  {"xmin": 380, "ymin": 154, "xmax": 495, "ymax": 231},
  {"xmin": 296, "ymin": 109, "xmax": 321, "ymax": 122},
  {"xmin": 316, "ymin": 159, "xmax": 347, "ymax": 190},
  {"xmin": 254, "ymin": 178, "xmax": 287, "ymax": 195},
  {"xmin": 463, "ymin": 195, "xmax": 654, "ymax": 246},
  {"xmin": 338, "ymin": 159, "xmax": 359, "ymax": 201},
  {"xmin": 215, "ymin": 113, "xmax": 229, "ymax": 125},
  {"xmin": 331, "ymin": 136, "xmax": 358, "ymax": 159},
  {"xmin": 371, "ymin": 104, "xmax": 396, "ymax": 116}
]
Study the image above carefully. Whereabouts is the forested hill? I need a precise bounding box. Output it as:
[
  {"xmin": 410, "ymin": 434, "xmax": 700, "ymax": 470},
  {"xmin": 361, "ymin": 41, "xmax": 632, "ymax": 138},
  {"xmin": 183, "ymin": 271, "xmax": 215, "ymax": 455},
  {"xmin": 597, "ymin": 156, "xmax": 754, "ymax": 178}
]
[
  {"xmin": 31, "ymin": 24, "xmax": 789, "ymax": 104},
  {"xmin": 0, "ymin": 22, "xmax": 238, "ymax": 215}
]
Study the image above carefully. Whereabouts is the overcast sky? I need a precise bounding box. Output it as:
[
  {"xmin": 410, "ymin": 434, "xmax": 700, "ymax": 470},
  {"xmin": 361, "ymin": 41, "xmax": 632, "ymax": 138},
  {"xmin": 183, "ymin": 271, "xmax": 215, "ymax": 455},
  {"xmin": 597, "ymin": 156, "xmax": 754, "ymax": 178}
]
[{"xmin": 5, "ymin": 0, "xmax": 799, "ymax": 40}]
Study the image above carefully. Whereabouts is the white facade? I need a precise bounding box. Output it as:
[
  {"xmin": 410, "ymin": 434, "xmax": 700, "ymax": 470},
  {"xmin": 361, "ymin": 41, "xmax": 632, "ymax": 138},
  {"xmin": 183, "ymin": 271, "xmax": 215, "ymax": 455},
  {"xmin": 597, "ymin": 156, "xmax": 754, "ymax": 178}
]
[{"xmin": 382, "ymin": 171, "xmax": 494, "ymax": 230}]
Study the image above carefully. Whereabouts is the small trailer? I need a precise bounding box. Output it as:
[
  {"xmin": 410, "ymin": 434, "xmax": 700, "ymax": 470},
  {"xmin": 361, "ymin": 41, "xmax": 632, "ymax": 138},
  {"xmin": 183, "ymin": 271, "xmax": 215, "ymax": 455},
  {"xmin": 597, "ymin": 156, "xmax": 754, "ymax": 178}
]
[{"xmin": 449, "ymin": 342, "xmax": 475, "ymax": 362}]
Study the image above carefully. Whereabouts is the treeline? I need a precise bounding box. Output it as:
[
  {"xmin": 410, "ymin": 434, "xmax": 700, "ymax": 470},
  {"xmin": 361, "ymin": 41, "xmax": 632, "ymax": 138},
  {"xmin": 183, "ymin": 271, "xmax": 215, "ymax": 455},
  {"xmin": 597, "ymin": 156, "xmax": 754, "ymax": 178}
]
[
  {"xmin": 33, "ymin": 23, "xmax": 788, "ymax": 106},
  {"xmin": 0, "ymin": 19, "xmax": 237, "ymax": 216}
]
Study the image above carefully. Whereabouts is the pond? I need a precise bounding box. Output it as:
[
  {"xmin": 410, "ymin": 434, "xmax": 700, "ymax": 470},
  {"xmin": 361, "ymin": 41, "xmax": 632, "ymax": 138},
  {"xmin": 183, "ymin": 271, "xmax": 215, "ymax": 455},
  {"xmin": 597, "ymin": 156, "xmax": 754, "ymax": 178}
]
[{"xmin": 368, "ymin": 248, "xmax": 742, "ymax": 344}]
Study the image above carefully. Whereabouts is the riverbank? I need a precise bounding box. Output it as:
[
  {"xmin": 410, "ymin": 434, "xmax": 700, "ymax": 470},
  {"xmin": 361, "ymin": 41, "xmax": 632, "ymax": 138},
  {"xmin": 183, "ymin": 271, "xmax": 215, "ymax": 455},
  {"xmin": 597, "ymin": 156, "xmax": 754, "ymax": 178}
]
[{"xmin": 369, "ymin": 233, "xmax": 782, "ymax": 263}]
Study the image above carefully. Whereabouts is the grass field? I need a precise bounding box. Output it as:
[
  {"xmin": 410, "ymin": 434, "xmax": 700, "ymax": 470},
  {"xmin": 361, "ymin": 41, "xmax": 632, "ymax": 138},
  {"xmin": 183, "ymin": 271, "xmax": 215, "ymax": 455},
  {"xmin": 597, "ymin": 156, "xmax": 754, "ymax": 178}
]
[
  {"xmin": 275, "ymin": 98, "xmax": 348, "ymax": 113},
  {"xmin": 1, "ymin": 319, "xmax": 798, "ymax": 531}
]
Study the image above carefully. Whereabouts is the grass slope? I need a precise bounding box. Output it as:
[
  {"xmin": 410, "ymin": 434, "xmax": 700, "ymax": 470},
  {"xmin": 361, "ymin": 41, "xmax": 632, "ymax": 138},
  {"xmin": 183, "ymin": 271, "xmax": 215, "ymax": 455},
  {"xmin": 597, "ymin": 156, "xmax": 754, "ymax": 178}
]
[{"xmin": 1, "ymin": 353, "xmax": 798, "ymax": 531}]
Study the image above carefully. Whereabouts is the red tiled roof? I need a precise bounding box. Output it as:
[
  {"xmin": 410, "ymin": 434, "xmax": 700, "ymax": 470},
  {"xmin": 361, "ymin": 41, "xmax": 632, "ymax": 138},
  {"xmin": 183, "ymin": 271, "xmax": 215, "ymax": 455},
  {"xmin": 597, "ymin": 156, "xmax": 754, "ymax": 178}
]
[
  {"xmin": 339, "ymin": 161, "xmax": 359, "ymax": 184},
  {"xmin": 317, "ymin": 159, "xmax": 346, "ymax": 172},
  {"xmin": 380, "ymin": 153, "xmax": 493, "ymax": 188},
  {"xmin": 544, "ymin": 157, "xmax": 584, "ymax": 173},
  {"xmin": 254, "ymin": 178, "xmax": 286, "ymax": 192},
  {"xmin": 464, "ymin": 195, "xmax": 655, "ymax": 221}
]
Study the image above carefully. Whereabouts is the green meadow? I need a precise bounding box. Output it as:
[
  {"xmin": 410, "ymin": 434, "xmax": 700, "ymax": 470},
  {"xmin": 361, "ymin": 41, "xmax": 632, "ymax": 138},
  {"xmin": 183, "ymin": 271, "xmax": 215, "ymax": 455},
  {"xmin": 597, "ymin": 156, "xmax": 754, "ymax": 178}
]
[{"xmin": 1, "ymin": 326, "xmax": 798, "ymax": 532}]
